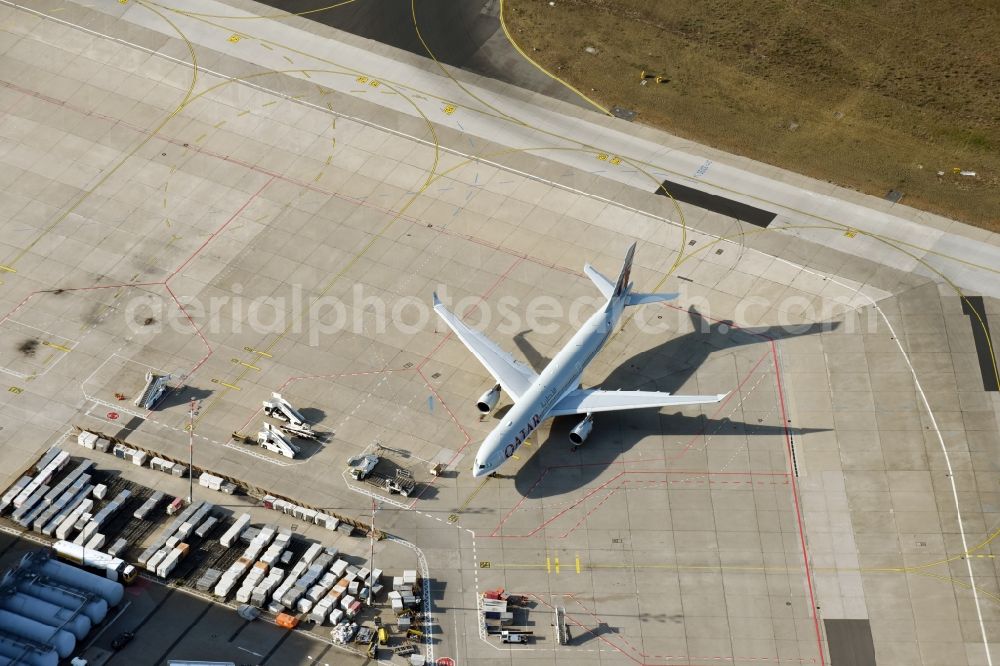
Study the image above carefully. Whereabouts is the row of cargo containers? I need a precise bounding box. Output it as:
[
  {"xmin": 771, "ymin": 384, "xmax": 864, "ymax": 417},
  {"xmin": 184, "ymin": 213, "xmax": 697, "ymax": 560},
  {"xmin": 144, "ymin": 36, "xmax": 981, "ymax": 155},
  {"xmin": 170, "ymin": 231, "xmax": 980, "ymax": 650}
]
[
  {"xmin": 248, "ymin": 566, "xmax": 286, "ymax": 607},
  {"xmin": 13, "ymin": 460, "xmax": 95, "ymax": 531},
  {"xmin": 389, "ymin": 589, "xmax": 420, "ymax": 613},
  {"xmin": 215, "ymin": 525, "xmax": 278, "ymax": 599},
  {"xmin": 312, "ymin": 587, "xmax": 364, "ymax": 624},
  {"xmin": 112, "ymin": 443, "xmax": 148, "ymax": 467},
  {"xmin": 235, "ymin": 561, "xmax": 272, "ymax": 603},
  {"xmin": 138, "ymin": 501, "xmax": 212, "ymax": 567},
  {"xmin": 236, "ymin": 529, "xmax": 293, "ymax": 604},
  {"xmin": 133, "ymin": 491, "xmax": 166, "ymax": 520},
  {"xmin": 308, "ymin": 564, "xmax": 385, "ymax": 624},
  {"xmin": 55, "ymin": 497, "xmax": 94, "ymax": 540},
  {"xmin": 25, "ymin": 469, "xmax": 93, "ymax": 532},
  {"xmin": 38, "ymin": 460, "xmax": 95, "ymax": 513},
  {"xmin": 269, "ymin": 542, "xmax": 325, "ymax": 610},
  {"xmin": 42, "ymin": 489, "xmax": 89, "ymax": 539},
  {"xmin": 261, "ymin": 495, "xmax": 340, "ymax": 531},
  {"xmin": 277, "ymin": 548, "xmax": 337, "ymax": 610},
  {"xmin": 256, "ymin": 530, "xmax": 291, "ymax": 567},
  {"xmin": 242, "ymin": 525, "xmax": 278, "ymax": 563},
  {"xmin": 78, "ymin": 431, "xmax": 111, "ymax": 453},
  {"xmin": 196, "ymin": 472, "xmax": 235, "ymax": 495},
  {"xmin": 0, "ymin": 475, "xmax": 32, "ymax": 514},
  {"xmin": 108, "ymin": 537, "xmax": 128, "ymax": 558},
  {"xmin": 80, "ymin": 432, "xmax": 239, "ymax": 498},
  {"xmin": 90, "ymin": 489, "xmax": 131, "ymax": 529},
  {"xmin": 220, "ymin": 513, "xmax": 251, "ymax": 547},
  {"xmin": 34, "ymin": 445, "xmax": 66, "ymax": 472},
  {"xmin": 9, "ymin": 448, "xmax": 69, "ymax": 511},
  {"xmin": 196, "ymin": 568, "xmax": 222, "ymax": 592},
  {"xmin": 146, "ymin": 542, "xmax": 190, "ymax": 577},
  {"xmin": 150, "ymin": 456, "xmax": 186, "ymax": 477},
  {"xmin": 393, "ymin": 570, "xmax": 419, "ymax": 593},
  {"xmin": 74, "ymin": 521, "xmax": 101, "ymax": 546},
  {"xmin": 269, "ymin": 546, "xmax": 316, "ymax": 607}
]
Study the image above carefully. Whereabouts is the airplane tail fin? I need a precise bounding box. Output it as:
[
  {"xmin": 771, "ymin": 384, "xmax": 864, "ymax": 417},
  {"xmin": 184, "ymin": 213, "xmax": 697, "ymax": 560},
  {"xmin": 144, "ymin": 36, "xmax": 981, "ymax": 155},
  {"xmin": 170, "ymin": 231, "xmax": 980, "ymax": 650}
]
[
  {"xmin": 609, "ymin": 243, "xmax": 678, "ymax": 307},
  {"xmin": 612, "ymin": 242, "xmax": 636, "ymax": 298}
]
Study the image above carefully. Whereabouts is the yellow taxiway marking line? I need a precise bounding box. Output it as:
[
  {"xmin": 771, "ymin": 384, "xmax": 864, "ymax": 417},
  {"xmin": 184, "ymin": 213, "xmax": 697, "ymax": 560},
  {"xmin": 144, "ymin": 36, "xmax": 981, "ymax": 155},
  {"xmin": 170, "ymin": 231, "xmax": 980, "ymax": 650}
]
[
  {"xmin": 237, "ymin": 362, "xmax": 259, "ymax": 371},
  {"xmin": 457, "ymin": 477, "xmax": 490, "ymax": 512},
  {"xmin": 0, "ymin": 265, "xmax": 16, "ymax": 273},
  {"xmin": 41, "ymin": 341, "xmax": 71, "ymax": 352},
  {"xmin": 546, "ymin": 556, "xmax": 551, "ymax": 574},
  {"xmin": 576, "ymin": 554, "xmax": 581, "ymax": 574},
  {"xmin": 554, "ymin": 557, "xmax": 560, "ymax": 574}
]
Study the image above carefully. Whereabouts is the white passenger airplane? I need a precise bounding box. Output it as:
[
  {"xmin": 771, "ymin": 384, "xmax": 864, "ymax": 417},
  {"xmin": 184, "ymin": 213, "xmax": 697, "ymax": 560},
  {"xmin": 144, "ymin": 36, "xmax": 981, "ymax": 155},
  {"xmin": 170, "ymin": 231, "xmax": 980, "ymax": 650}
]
[{"xmin": 433, "ymin": 242, "xmax": 728, "ymax": 478}]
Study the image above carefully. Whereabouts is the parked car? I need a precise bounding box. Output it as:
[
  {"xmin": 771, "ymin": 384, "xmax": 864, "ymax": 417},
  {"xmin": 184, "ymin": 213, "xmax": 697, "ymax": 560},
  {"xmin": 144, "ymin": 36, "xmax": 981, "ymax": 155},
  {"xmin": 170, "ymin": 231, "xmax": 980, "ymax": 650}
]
[{"xmin": 111, "ymin": 631, "xmax": 134, "ymax": 650}]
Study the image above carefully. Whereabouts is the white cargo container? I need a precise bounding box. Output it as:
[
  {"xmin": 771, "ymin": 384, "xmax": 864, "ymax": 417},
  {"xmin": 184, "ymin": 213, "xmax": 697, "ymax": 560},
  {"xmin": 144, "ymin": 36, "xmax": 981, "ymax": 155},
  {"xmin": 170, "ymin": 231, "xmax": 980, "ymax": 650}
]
[
  {"xmin": 235, "ymin": 585, "xmax": 253, "ymax": 604},
  {"xmin": 146, "ymin": 549, "xmax": 167, "ymax": 573},
  {"xmin": 220, "ymin": 513, "xmax": 251, "ymax": 547},
  {"xmin": 85, "ymin": 533, "xmax": 106, "ymax": 551},
  {"xmin": 214, "ymin": 574, "xmax": 238, "ymax": 598},
  {"xmin": 55, "ymin": 498, "xmax": 93, "ymax": 540},
  {"xmin": 310, "ymin": 602, "xmax": 330, "ymax": 624},
  {"xmin": 157, "ymin": 550, "xmax": 181, "ymax": 578},
  {"xmin": 330, "ymin": 560, "xmax": 348, "ymax": 578},
  {"xmin": 74, "ymin": 521, "xmax": 98, "ymax": 546}
]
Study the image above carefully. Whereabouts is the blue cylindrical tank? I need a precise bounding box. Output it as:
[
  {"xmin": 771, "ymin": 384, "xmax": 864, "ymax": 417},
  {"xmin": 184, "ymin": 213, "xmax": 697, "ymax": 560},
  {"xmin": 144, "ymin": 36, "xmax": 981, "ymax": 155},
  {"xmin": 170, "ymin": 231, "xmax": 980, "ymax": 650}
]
[
  {"xmin": 31, "ymin": 557, "xmax": 124, "ymax": 607},
  {"xmin": 16, "ymin": 579, "xmax": 108, "ymax": 624},
  {"xmin": 0, "ymin": 591, "xmax": 93, "ymax": 639},
  {"xmin": 0, "ymin": 635, "xmax": 58, "ymax": 666},
  {"xmin": 0, "ymin": 610, "xmax": 72, "ymax": 659}
]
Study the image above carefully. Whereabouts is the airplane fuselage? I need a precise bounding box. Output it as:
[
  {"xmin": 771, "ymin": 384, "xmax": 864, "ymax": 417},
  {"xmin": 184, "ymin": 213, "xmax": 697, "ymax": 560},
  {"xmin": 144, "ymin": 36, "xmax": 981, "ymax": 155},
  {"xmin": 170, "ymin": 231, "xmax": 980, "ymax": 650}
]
[{"xmin": 472, "ymin": 298, "xmax": 624, "ymax": 477}]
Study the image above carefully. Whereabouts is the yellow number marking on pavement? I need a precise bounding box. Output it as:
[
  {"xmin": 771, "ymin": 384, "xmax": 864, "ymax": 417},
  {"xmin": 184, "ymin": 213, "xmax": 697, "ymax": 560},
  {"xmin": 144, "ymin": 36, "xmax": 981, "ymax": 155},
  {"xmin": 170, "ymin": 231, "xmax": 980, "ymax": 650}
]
[{"xmin": 211, "ymin": 379, "xmax": 241, "ymax": 390}]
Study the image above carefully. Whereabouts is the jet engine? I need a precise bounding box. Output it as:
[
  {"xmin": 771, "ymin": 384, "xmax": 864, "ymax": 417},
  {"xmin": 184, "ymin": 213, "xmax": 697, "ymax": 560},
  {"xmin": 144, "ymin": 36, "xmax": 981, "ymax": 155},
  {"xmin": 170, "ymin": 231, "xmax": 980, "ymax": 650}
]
[
  {"xmin": 569, "ymin": 415, "xmax": 593, "ymax": 445},
  {"xmin": 476, "ymin": 384, "xmax": 502, "ymax": 414}
]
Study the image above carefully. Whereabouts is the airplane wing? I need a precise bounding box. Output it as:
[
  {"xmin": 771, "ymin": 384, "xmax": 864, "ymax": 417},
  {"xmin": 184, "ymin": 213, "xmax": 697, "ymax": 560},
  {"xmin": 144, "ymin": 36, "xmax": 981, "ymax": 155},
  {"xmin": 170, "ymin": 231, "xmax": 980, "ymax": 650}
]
[
  {"xmin": 548, "ymin": 388, "xmax": 728, "ymax": 417},
  {"xmin": 433, "ymin": 293, "xmax": 538, "ymax": 401}
]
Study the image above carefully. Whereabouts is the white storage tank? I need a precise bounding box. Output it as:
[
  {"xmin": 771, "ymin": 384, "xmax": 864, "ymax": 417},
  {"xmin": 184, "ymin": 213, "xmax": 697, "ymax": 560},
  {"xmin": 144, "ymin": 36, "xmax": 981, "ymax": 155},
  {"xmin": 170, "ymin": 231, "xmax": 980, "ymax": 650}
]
[
  {"xmin": 16, "ymin": 579, "xmax": 109, "ymax": 624},
  {"xmin": 0, "ymin": 609, "xmax": 76, "ymax": 658},
  {"xmin": 0, "ymin": 591, "xmax": 92, "ymax": 639},
  {"xmin": 0, "ymin": 635, "xmax": 59, "ymax": 666},
  {"xmin": 30, "ymin": 556, "xmax": 124, "ymax": 606}
]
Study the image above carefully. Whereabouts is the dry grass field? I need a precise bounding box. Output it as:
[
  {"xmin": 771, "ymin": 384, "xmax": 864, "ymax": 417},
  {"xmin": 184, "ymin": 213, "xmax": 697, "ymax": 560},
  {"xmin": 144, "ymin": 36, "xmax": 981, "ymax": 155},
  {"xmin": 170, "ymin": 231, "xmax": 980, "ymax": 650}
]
[{"xmin": 504, "ymin": 0, "xmax": 1000, "ymax": 230}]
